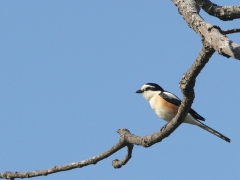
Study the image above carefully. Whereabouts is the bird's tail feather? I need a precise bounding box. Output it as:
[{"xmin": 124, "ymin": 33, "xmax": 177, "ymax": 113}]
[{"xmin": 196, "ymin": 121, "xmax": 230, "ymax": 143}]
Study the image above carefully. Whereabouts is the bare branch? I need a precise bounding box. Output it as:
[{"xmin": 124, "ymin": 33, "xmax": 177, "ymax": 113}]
[
  {"xmin": 112, "ymin": 136, "xmax": 134, "ymax": 169},
  {"xmin": 0, "ymin": 137, "xmax": 127, "ymax": 179},
  {"xmin": 171, "ymin": 0, "xmax": 240, "ymax": 60},
  {"xmin": 0, "ymin": 41, "xmax": 215, "ymax": 179},
  {"xmin": 222, "ymin": 28, "xmax": 240, "ymax": 35},
  {"xmin": 195, "ymin": 0, "xmax": 240, "ymax": 21}
]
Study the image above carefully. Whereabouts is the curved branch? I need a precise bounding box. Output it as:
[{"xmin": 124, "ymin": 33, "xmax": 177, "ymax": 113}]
[
  {"xmin": 195, "ymin": 0, "xmax": 240, "ymax": 21},
  {"xmin": 0, "ymin": 41, "xmax": 214, "ymax": 179},
  {"xmin": 171, "ymin": 0, "xmax": 240, "ymax": 60},
  {"xmin": 0, "ymin": 136, "xmax": 128, "ymax": 179},
  {"xmin": 112, "ymin": 138, "xmax": 133, "ymax": 168}
]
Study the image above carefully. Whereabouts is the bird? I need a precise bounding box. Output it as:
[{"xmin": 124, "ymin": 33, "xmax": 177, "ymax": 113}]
[{"xmin": 136, "ymin": 83, "xmax": 230, "ymax": 143}]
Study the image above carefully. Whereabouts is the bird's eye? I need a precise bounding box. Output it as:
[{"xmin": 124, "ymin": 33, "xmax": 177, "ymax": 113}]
[{"xmin": 145, "ymin": 87, "xmax": 151, "ymax": 91}]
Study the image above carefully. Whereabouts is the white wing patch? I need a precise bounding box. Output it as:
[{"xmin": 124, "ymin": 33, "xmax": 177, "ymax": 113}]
[{"xmin": 162, "ymin": 91, "xmax": 181, "ymax": 101}]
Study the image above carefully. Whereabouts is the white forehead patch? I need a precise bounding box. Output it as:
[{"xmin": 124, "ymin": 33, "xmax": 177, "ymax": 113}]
[{"xmin": 141, "ymin": 84, "xmax": 153, "ymax": 91}]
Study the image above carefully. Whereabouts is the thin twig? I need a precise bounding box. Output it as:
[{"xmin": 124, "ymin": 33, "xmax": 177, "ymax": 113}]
[{"xmin": 222, "ymin": 28, "xmax": 240, "ymax": 35}]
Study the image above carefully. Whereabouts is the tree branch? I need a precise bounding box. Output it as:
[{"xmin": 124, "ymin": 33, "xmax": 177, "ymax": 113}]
[
  {"xmin": 222, "ymin": 28, "xmax": 240, "ymax": 35},
  {"xmin": 112, "ymin": 138, "xmax": 133, "ymax": 168},
  {"xmin": 195, "ymin": 0, "xmax": 240, "ymax": 21},
  {"xmin": 0, "ymin": 41, "xmax": 214, "ymax": 179},
  {"xmin": 171, "ymin": 0, "xmax": 240, "ymax": 60}
]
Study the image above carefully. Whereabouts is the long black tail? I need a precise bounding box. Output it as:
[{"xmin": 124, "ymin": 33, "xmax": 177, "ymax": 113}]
[{"xmin": 196, "ymin": 121, "xmax": 230, "ymax": 143}]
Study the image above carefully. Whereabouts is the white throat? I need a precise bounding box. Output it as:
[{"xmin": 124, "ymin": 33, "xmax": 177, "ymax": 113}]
[{"xmin": 142, "ymin": 90, "xmax": 161, "ymax": 101}]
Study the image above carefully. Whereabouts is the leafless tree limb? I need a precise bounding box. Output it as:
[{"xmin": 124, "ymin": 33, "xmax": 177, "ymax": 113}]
[
  {"xmin": 1, "ymin": 0, "xmax": 237, "ymax": 179},
  {"xmin": 171, "ymin": 0, "xmax": 240, "ymax": 60},
  {"xmin": 112, "ymin": 141, "xmax": 133, "ymax": 168},
  {"xmin": 195, "ymin": 0, "xmax": 240, "ymax": 21},
  {"xmin": 223, "ymin": 28, "xmax": 240, "ymax": 35},
  {"xmin": 0, "ymin": 40, "xmax": 214, "ymax": 179}
]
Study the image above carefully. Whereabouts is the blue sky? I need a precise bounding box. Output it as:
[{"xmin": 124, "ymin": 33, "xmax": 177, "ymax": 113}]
[{"xmin": 0, "ymin": 1, "xmax": 239, "ymax": 179}]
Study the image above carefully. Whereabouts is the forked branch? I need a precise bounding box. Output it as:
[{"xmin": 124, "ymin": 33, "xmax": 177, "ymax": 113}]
[
  {"xmin": 0, "ymin": 41, "xmax": 214, "ymax": 179},
  {"xmin": 171, "ymin": 0, "xmax": 240, "ymax": 60}
]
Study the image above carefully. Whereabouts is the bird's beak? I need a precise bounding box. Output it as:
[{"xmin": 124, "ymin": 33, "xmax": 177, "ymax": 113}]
[{"xmin": 136, "ymin": 89, "xmax": 143, "ymax": 93}]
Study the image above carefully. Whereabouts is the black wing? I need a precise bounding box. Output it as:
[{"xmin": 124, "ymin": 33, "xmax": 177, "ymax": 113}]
[
  {"xmin": 189, "ymin": 108, "xmax": 205, "ymax": 121},
  {"xmin": 160, "ymin": 91, "xmax": 205, "ymax": 121}
]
